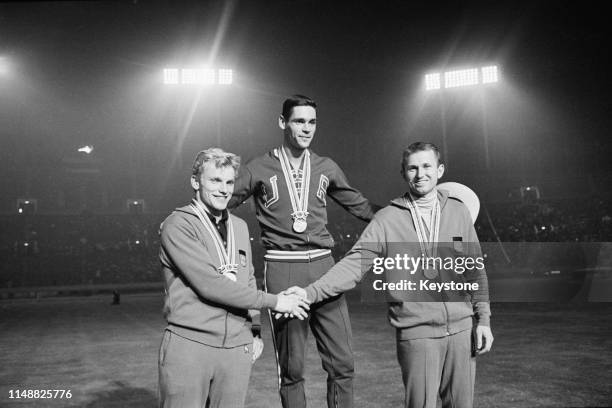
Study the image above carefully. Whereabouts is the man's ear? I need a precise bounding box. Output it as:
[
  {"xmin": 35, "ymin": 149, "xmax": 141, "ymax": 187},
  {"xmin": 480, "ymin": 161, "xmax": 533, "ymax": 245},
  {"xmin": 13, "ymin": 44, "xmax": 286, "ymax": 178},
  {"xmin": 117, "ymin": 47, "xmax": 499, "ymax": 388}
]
[
  {"xmin": 190, "ymin": 175, "xmax": 200, "ymax": 191},
  {"xmin": 437, "ymin": 163, "xmax": 445, "ymax": 179},
  {"xmin": 278, "ymin": 115, "xmax": 286, "ymax": 130}
]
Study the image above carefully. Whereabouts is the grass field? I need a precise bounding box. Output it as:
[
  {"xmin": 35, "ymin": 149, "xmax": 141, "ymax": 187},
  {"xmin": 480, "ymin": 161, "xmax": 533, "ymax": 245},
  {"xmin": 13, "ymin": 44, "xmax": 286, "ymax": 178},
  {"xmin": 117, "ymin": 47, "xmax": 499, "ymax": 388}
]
[{"xmin": 1, "ymin": 293, "xmax": 611, "ymax": 408}]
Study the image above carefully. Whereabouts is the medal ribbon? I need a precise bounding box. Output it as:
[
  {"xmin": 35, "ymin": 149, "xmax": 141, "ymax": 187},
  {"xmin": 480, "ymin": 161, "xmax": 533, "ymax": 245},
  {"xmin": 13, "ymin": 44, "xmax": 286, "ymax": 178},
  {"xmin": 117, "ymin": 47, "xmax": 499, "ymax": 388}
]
[
  {"xmin": 404, "ymin": 191, "xmax": 441, "ymax": 259},
  {"xmin": 277, "ymin": 146, "xmax": 311, "ymax": 223},
  {"xmin": 190, "ymin": 199, "xmax": 238, "ymax": 278}
]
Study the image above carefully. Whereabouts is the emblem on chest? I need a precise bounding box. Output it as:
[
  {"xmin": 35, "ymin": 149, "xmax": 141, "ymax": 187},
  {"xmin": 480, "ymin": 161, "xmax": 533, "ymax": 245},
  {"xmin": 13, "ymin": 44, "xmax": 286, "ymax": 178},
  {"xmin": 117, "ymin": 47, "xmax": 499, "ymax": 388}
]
[{"xmin": 261, "ymin": 174, "xmax": 329, "ymax": 207}]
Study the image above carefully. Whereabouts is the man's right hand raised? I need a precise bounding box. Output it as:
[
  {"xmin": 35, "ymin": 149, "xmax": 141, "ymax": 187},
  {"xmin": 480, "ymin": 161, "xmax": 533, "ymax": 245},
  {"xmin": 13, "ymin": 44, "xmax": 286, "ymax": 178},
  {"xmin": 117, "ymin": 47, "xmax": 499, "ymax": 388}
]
[{"xmin": 274, "ymin": 292, "xmax": 310, "ymax": 320}]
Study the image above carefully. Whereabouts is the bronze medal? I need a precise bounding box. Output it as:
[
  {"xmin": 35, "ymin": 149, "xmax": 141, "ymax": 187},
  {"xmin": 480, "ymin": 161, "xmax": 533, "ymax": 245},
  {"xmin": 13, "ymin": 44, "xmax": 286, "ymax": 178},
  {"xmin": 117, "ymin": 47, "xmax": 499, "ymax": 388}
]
[{"xmin": 423, "ymin": 268, "xmax": 439, "ymax": 279}]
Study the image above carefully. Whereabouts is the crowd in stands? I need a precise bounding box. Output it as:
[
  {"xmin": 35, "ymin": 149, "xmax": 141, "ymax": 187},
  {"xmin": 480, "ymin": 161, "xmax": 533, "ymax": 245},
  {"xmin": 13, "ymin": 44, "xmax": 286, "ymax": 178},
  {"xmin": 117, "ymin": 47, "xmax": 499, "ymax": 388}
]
[
  {"xmin": 476, "ymin": 197, "xmax": 612, "ymax": 243},
  {"xmin": 0, "ymin": 214, "xmax": 163, "ymax": 288},
  {"xmin": 1, "ymin": 196, "xmax": 611, "ymax": 289}
]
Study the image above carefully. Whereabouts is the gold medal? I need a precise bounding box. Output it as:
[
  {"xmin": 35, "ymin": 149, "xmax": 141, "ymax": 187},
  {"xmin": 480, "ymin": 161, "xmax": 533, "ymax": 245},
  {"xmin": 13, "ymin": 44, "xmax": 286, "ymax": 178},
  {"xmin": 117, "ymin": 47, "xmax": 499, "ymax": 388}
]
[
  {"xmin": 292, "ymin": 210, "xmax": 308, "ymax": 233},
  {"xmin": 293, "ymin": 218, "xmax": 307, "ymax": 233}
]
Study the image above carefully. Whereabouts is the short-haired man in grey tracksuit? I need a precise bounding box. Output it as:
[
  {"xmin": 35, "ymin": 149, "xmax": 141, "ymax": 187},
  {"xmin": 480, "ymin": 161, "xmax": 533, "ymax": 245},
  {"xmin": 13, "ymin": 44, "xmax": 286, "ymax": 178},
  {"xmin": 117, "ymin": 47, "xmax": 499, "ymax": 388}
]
[
  {"xmin": 158, "ymin": 148, "xmax": 310, "ymax": 408},
  {"xmin": 286, "ymin": 142, "xmax": 494, "ymax": 408}
]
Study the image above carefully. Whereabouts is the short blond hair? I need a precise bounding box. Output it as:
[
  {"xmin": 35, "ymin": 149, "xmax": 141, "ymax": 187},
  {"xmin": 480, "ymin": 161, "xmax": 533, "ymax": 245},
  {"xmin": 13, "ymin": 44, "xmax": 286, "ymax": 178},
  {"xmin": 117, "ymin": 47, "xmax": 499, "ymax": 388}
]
[{"xmin": 191, "ymin": 148, "xmax": 241, "ymax": 180}]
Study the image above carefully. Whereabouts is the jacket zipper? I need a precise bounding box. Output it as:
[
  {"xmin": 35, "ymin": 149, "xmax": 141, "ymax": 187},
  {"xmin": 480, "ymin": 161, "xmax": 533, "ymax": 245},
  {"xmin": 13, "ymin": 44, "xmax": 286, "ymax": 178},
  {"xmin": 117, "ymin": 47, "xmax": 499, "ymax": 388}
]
[
  {"xmin": 222, "ymin": 311, "xmax": 229, "ymax": 346},
  {"xmin": 442, "ymin": 302, "xmax": 450, "ymax": 336}
]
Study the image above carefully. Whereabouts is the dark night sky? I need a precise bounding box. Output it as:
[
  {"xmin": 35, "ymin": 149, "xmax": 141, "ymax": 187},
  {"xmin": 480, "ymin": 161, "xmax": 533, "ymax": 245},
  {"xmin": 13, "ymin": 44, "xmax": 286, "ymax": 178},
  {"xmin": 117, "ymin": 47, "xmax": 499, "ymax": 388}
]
[{"xmin": 0, "ymin": 1, "xmax": 610, "ymax": 211}]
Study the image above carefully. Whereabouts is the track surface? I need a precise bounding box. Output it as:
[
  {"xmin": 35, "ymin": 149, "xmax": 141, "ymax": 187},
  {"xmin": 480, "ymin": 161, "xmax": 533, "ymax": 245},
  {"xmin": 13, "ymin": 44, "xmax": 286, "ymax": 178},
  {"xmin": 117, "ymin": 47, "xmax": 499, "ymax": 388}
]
[{"xmin": 1, "ymin": 294, "xmax": 611, "ymax": 407}]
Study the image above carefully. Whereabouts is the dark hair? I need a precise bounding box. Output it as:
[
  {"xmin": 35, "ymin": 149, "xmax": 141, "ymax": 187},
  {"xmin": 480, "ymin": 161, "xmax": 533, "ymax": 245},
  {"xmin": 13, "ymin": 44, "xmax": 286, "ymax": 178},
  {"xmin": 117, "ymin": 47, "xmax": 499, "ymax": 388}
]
[
  {"xmin": 401, "ymin": 142, "xmax": 443, "ymax": 174},
  {"xmin": 281, "ymin": 94, "xmax": 317, "ymax": 120}
]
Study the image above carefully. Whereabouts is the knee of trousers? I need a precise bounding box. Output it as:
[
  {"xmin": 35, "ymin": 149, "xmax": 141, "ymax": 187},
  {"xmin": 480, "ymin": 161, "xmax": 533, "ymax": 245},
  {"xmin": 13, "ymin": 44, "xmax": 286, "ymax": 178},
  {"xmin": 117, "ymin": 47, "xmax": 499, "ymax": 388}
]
[
  {"xmin": 322, "ymin": 354, "xmax": 355, "ymax": 379},
  {"xmin": 282, "ymin": 358, "xmax": 306, "ymax": 383},
  {"xmin": 281, "ymin": 369, "xmax": 304, "ymax": 386}
]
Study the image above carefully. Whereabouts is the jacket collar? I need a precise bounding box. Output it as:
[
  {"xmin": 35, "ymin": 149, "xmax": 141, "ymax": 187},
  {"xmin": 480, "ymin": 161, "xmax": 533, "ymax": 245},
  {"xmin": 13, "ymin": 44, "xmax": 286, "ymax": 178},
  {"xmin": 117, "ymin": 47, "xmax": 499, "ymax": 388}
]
[
  {"xmin": 174, "ymin": 202, "xmax": 229, "ymax": 222},
  {"xmin": 390, "ymin": 188, "xmax": 450, "ymax": 212}
]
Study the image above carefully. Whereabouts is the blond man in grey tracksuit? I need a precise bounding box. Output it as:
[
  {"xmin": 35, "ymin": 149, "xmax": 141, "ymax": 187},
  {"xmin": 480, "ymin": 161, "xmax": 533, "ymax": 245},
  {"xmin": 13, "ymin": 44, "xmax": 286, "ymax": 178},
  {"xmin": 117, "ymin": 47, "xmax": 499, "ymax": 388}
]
[{"xmin": 158, "ymin": 148, "xmax": 309, "ymax": 408}]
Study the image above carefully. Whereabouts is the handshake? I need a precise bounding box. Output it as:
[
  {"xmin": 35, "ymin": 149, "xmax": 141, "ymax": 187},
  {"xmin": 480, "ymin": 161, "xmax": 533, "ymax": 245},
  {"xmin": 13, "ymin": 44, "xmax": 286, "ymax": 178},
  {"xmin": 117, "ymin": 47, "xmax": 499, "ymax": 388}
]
[{"xmin": 273, "ymin": 287, "xmax": 310, "ymax": 320}]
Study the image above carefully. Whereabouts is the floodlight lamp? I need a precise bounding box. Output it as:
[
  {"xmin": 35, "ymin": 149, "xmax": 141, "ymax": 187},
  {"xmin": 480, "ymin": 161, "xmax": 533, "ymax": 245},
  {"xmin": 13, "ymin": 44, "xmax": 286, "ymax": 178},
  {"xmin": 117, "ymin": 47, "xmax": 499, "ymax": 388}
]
[
  {"xmin": 445, "ymin": 68, "xmax": 479, "ymax": 88},
  {"xmin": 163, "ymin": 68, "xmax": 179, "ymax": 84},
  {"xmin": 182, "ymin": 68, "xmax": 215, "ymax": 85},
  {"xmin": 481, "ymin": 65, "xmax": 499, "ymax": 84},
  {"xmin": 181, "ymin": 69, "xmax": 196, "ymax": 84},
  {"xmin": 218, "ymin": 69, "xmax": 233, "ymax": 85},
  {"xmin": 425, "ymin": 73, "xmax": 441, "ymax": 90},
  {"xmin": 196, "ymin": 68, "xmax": 216, "ymax": 85}
]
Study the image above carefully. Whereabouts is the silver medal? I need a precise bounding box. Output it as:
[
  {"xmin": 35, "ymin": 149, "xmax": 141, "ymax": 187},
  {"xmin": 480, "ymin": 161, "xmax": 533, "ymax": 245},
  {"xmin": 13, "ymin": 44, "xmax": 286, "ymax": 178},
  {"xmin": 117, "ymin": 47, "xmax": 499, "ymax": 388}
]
[
  {"xmin": 224, "ymin": 272, "xmax": 237, "ymax": 282},
  {"xmin": 219, "ymin": 264, "xmax": 238, "ymax": 281}
]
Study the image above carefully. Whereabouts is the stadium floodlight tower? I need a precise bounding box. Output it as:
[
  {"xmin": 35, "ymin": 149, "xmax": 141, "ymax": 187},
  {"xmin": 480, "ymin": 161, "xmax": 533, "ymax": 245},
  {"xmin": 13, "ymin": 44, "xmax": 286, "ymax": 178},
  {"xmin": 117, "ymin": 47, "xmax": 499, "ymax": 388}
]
[
  {"xmin": 424, "ymin": 65, "xmax": 499, "ymax": 169},
  {"xmin": 162, "ymin": 67, "xmax": 233, "ymax": 86},
  {"xmin": 162, "ymin": 67, "xmax": 234, "ymax": 146}
]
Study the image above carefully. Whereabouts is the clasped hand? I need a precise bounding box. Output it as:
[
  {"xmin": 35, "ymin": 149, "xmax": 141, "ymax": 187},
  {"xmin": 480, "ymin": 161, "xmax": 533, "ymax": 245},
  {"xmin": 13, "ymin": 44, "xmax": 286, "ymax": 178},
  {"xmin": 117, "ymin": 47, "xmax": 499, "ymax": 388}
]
[{"xmin": 273, "ymin": 286, "xmax": 310, "ymax": 320}]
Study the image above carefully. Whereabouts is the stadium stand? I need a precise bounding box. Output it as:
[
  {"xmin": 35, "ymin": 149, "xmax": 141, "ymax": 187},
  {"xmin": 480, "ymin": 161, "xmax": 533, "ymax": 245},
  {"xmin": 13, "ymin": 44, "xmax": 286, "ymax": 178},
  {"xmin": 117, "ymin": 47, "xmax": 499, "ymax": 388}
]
[{"xmin": 1, "ymin": 197, "xmax": 611, "ymax": 298}]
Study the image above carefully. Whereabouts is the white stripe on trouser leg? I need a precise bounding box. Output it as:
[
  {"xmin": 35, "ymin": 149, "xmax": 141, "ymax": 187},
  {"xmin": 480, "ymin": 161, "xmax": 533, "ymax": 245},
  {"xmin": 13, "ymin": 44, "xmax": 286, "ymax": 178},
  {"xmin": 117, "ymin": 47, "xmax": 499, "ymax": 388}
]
[{"xmin": 264, "ymin": 261, "xmax": 283, "ymax": 395}]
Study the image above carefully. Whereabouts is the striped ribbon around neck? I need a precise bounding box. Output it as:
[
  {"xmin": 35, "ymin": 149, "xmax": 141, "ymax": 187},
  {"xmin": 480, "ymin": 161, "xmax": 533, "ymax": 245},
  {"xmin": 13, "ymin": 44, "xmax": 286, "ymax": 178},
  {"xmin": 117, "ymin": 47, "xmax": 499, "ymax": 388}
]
[
  {"xmin": 191, "ymin": 199, "xmax": 238, "ymax": 281},
  {"xmin": 277, "ymin": 146, "xmax": 311, "ymax": 233},
  {"xmin": 404, "ymin": 191, "xmax": 441, "ymax": 259}
]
